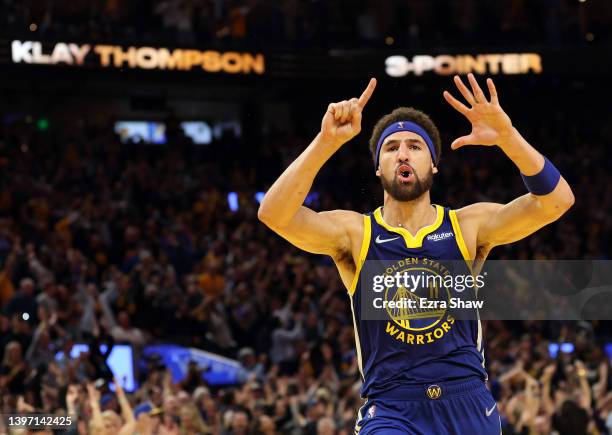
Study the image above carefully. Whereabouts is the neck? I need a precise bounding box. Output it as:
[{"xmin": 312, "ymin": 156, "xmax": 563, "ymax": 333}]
[{"xmin": 381, "ymin": 191, "xmax": 435, "ymax": 234}]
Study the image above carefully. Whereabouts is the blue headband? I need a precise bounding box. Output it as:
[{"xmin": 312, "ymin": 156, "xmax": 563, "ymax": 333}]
[{"xmin": 374, "ymin": 121, "xmax": 437, "ymax": 169}]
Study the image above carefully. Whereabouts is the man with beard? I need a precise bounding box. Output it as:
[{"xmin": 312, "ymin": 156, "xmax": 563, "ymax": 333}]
[{"xmin": 258, "ymin": 74, "xmax": 574, "ymax": 434}]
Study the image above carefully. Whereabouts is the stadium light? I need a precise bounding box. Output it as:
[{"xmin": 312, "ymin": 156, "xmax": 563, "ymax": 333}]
[
  {"xmin": 36, "ymin": 117, "xmax": 49, "ymax": 131},
  {"xmin": 548, "ymin": 342, "xmax": 575, "ymax": 358},
  {"xmin": 227, "ymin": 192, "xmax": 239, "ymax": 211}
]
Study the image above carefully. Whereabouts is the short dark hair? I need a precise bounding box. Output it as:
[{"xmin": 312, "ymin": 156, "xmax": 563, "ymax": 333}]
[{"xmin": 368, "ymin": 107, "xmax": 442, "ymax": 167}]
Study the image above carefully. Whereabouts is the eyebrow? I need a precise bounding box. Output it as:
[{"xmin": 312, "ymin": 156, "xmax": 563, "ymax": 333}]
[{"xmin": 383, "ymin": 138, "xmax": 425, "ymax": 147}]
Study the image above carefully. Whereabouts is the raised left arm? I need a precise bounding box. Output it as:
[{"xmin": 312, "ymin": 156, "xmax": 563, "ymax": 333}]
[
  {"xmin": 444, "ymin": 74, "xmax": 574, "ymax": 252},
  {"xmin": 459, "ymin": 129, "xmax": 574, "ymax": 250}
]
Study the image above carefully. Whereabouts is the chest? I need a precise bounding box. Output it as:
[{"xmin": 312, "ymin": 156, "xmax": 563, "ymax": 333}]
[{"xmin": 368, "ymin": 225, "xmax": 462, "ymax": 261}]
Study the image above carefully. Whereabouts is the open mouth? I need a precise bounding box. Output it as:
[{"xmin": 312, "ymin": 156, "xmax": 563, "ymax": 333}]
[{"xmin": 397, "ymin": 164, "xmax": 415, "ymax": 183}]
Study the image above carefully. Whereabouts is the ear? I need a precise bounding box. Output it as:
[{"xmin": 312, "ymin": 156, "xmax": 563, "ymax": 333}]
[{"xmin": 432, "ymin": 163, "xmax": 438, "ymax": 175}]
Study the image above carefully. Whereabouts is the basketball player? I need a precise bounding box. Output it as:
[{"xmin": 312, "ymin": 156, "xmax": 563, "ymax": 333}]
[{"xmin": 258, "ymin": 74, "xmax": 574, "ymax": 434}]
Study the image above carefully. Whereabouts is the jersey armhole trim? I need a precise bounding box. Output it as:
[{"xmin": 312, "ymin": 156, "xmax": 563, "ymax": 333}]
[
  {"xmin": 348, "ymin": 215, "xmax": 371, "ymax": 296},
  {"xmin": 449, "ymin": 209, "xmax": 473, "ymax": 274}
]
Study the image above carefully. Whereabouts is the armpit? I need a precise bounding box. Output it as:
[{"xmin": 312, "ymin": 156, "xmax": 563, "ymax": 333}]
[
  {"xmin": 471, "ymin": 244, "xmax": 491, "ymax": 274},
  {"xmin": 334, "ymin": 247, "xmax": 355, "ymax": 269}
]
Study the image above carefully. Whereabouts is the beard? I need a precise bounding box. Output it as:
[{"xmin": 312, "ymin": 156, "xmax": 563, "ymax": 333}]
[{"xmin": 380, "ymin": 164, "xmax": 434, "ymax": 201}]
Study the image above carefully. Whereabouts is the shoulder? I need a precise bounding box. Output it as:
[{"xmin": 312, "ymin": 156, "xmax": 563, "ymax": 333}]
[
  {"xmin": 320, "ymin": 209, "xmax": 366, "ymax": 239},
  {"xmin": 455, "ymin": 202, "xmax": 502, "ymax": 229},
  {"xmin": 319, "ymin": 209, "xmax": 365, "ymax": 224}
]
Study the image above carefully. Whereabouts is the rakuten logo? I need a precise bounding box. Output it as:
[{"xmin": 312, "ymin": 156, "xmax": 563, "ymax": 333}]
[{"xmin": 427, "ymin": 232, "xmax": 454, "ymax": 242}]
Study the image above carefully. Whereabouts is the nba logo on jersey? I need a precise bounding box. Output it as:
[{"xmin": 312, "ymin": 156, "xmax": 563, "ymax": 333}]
[{"xmin": 367, "ymin": 405, "xmax": 376, "ymax": 418}]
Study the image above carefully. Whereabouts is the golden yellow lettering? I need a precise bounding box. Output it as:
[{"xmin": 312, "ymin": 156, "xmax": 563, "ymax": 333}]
[
  {"xmin": 243, "ymin": 53, "xmax": 265, "ymax": 74},
  {"xmin": 182, "ymin": 50, "xmax": 201, "ymax": 70},
  {"xmin": 202, "ymin": 50, "xmax": 221, "ymax": 72},
  {"xmin": 521, "ymin": 53, "xmax": 542, "ymax": 74},
  {"xmin": 113, "ymin": 46, "xmax": 137, "ymax": 68},
  {"xmin": 501, "ymin": 54, "xmax": 521, "ymax": 74},
  {"xmin": 455, "ymin": 56, "xmax": 465, "ymax": 74},
  {"xmin": 385, "ymin": 322, "xmax": 399, "ymax": 336},
  {"xmin": 136, "ymin": 47, "xmax": 158, "ymax": 69},
  {"xmin": 94, "ymin": 45, "xmax": 114, "ymax": 67},
  {"xmin": 221, "ymin": 52, "xmax": 243, "ymax": 73},
  {"xmin": 463, "ymin": 55, "xmax": 487, "ymax": 75},
  {"xmin": 156, "ymin": 48, "xmax": 184, "ymax": 70},
  {"xmin": 484, "ymin": 54, "xmax": 502, "ymax": 74},
  {"xmin": 435, "ymin": 55, "xmax": 455, "ymax": 75}
]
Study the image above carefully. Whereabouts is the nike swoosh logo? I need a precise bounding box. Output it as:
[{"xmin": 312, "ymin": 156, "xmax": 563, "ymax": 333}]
[
  {"xmin": 375, "ymin": 235, "xmax": 400, "ymax": 244},
  {"xmin": 485, "ymin": 403, "xmax": 497, "ymax": 417}
]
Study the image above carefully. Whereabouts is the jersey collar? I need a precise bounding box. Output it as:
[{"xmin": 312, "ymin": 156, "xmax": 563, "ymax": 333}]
[{"xmin": 373, "ymin": 204, "xmax": 444, "ymax": 249}]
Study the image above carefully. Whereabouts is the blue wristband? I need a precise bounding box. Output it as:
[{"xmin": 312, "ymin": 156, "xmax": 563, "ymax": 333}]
[{"xmin": 521, "ymin": 156, "xmax": 561, "ymax": 195}]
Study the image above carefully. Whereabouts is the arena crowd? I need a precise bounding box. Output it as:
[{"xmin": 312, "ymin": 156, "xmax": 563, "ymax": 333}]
[{"xmin": 0, "ymin": 93, "xmax": 610, "ymax": 434}]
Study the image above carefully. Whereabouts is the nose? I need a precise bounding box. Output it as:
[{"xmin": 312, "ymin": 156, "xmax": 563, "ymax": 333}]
[{"xmin": 396, "ymin": 141, "xmax": 412, "ymax": 163}]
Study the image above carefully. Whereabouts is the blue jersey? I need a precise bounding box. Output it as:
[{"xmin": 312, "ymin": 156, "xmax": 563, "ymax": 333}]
[{"xmin": 348, "ymin": 204, "xmax": 487, "ymax": 399}]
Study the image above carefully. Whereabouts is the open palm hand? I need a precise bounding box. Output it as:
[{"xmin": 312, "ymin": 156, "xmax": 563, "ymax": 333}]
[{"xmin": 443, "ymin": 74, "xmax": 514, "ymax": 149}]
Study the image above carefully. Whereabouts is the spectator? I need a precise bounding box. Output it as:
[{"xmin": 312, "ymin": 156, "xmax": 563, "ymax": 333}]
[
  {"xmin": 4, "ymin": 277, "xmax": 38, "ymax": 323},
  {"xmin": 270, "ymin": 314, "xmax": 303, "ymax": 374},
  {"xmin": 227, "ymin": 408, "xmax": 250, "ymax": 435},
  {"xmin": 180, "ymin": 401, "xmax": 211, "ymax": 434},
  {"xmin": 253, "ymin": 413, "xmax": 276, "ymax": 434},
  {"xmin": 0, "ymin": 341, "xmax": 27, "ymax": 395},
  {"xmin": 317, "ymin": 416, "xmax": 336, "ymax": 435},
  {"xmin": 237, "ymin": 347, "xmax": 265, "ymax": 384}
]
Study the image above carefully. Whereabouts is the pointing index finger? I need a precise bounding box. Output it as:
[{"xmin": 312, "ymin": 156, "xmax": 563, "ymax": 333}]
[{"xmin": 358, "ymin": 78, "xmax": 377, "ymax": 108}]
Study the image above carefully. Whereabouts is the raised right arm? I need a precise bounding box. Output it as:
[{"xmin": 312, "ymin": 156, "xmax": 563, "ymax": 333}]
[
  {"xmin": 258, "ymin": 78, "xmax": 376, "ymax": 259},
  {"xmin": 258, "ymin": 133, "xmax": 356, "ymax": 257}
]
